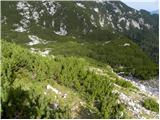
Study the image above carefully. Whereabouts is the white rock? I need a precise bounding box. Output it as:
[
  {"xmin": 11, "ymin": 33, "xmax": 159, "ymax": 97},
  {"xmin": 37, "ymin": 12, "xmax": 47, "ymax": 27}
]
[
  {"xmin": 94, "ymin": 8, "xmax": 99, "ymax": 12},
  {"xmin": 141, "ymin": 116, "xmax": 146, "ymax": 119},
  {"xmin": 39, "ymin": 50, "xmax": 50, "ymax": 56},
  {"xmin": 90, "ymin": 14, "xmax": 97, "ymax": 27},
  {"xmin": 107, "ymin": 2, "xmax": 122, "ymax": 14},
  {"xmin": 63, "ymin": 93, "xmax": 67, "ymax": 99},
  {"xmin": 131, "ymin": 20, "xmax": 140, "ymax": 29},
  {"xmin": 123, "ymin": 43, "xmax": 130, "ymax": 46},
  {"xmin": 47, "ymin": 84, "xmax": 59, "ymax": 94},
  {"xmin": 99, "ymin": 17, "xmax": 105, "ymax": 27},
  {"xmin": 119, "ymin": 4, "xmax": 123, "ymax": 8},
  {"xmin": 52, "ymin": 20, "xmax": 54, "ymax": 27},
  {"xmin": 1, "ymin": 16, "xmax": 7, "ymax": 24},
  {"xmin": 140, "ymin": 84, "xmax": 146, "ymax": 92},
  {"xmin": 43, "ymin": 21, "xmax": 46, "ymax": 26},
  {"xmin": 95, "ymin": 0, "xmax": 104, "ymax": 3},
  {"xmin": 28, "ymin": 35, "xmax": 40, "ymax": 45},
  {"xmin": 43, "ymin": 1, "xmax": 57, "ymax": 16},
  {"xmin": 128, "ymin": 101, "xmax": 135, "ymax": 106},
  {"xmin": 27, "ymin": 35, "xmax": 47, "ymax": 46},
  {"xmin": 133, "ymin": 106, "xmax": 139, "ymax": 113},
  {"xmin": 128, "ymin": 11, "xmax": 132, "ymax": 14},
  {"xmin": 144, "ymin": 24, "xmax": 151, "ymax": 29},
  {"xmin": 117, "ymin": 24, "xmax": 123, "ymax": 30},
  {"xmin": 17, "ymin": 2, "xmax": 31, "ymax": 19},
  {"xmin": 52, "ymin": 103, "xmax": 59, "ymax": 109},
  {"xmin": 20, "ymin": 19, "xmax": 29, "ymax": 28},
  {"xmin": 32, "ymin": 11, "xmax": 39, "ymax": 23},
  {"xmin": 31, "ymin": 48, "xmax": 35, "ymax": 51},
  {"xmin": 120, "ymin": 112, "xmax": 124, "ymax": 117},
  {"xmin": 54, "ymin": 23, "xmax": 67, "ymax": 36},
  {"xmin": 80, "ymin": 101, "xmax": 85, "ymax": 105},
  {"xmin": 119, "ymin": 93, "xmax": 130, "ymax": 102},
  {"xmin": 118, "ymin": 17, "xmax": 125, "ymax": 22},
  {"xmin": 39, "ymin": 9, "xmax": 44, "ymax": 16},
  {"xmin": 17, "ymin": 1, "xmax": 26, "ymax": 10},
  {"xmin": 139, "ymin": 18, "xmax": 144, "ymax": 24},
  {"xmin": 76, "ymin": 3, "xmax": 86, "ymax": 9},
  {"xmin": 16, "ymin": 1, "xmax": 31, "ymax": 30},
  {"xmin": 104, "ymin": 41, "xmax": 111, "ymax": 44},
  {"xmin": 112, "ymin": 89, "xmax": 119, "ymax": 94},
  {"xmin": 49, "ymin": 6, "xmax": 56, "ymax": 15},
  {"xmin": 107, "ymin": 15, "xmax": 112, "ymax": 21},
  {"xmin": 15, "ymin": 26, "xmax": 26, "ymax": 32},
  {"xmin": 125, "ymin": 20, "xmax": 130, "ymax": 30},
  {"xmin": 114, "ymin": 7, "xmax": 121, "ymax": 13},
  {"xmin": 110, "ymin": 22, "xmax": 115, "ymax": 29}
]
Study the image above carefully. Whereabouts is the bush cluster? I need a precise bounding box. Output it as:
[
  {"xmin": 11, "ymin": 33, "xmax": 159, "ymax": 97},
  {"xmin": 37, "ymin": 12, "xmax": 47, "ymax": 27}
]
[
  {"xmin": 142, "ymin": 98, "xmax": 159, "ymax": 113},
  {"xmin": 1, "ymin": 40, "xmax": 126, "ymax": 119}
]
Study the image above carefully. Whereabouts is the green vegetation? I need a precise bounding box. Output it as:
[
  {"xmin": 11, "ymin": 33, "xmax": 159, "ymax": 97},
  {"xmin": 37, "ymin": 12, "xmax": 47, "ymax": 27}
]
[
  {"xmin": 1, "ymin": 1, "xmax": 159, "ymax": 119},
  {"xmin": 53, "ymin": 33, "xmax": 158, "ymax": 80},
  {"xmin": 142, "ymin": 98, "xmax": 159, "ymax": 113},
  {"xmin": 2, "ymin": 25, "xmax": 158, "ymax": 80},
  {"xmin": 1, "ymin": 1, "xmax": 158, "ymax": 63},
  {"xmin": 114, "ymin": 78, "xmax": 135, "ymax": 89},
  {"xmin": 1, "ymin": 40, "xmax": 71, "ymax": 118},
  {"xmin": 84, "ymin": 30, "xmax": 158, "ymax": 80},
  {"xmin": 1, "ymin": 1, "xmax": 158, "ymax": 80},
  {"xmin": 1, "ymin": 40, "xmax": 127, "ymax": 119}
]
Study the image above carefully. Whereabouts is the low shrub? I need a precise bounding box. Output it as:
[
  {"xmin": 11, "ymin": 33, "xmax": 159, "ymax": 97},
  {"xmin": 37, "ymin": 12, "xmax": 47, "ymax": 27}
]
[
  {"xmin": 142, "ymin": 98, "xmax": 159, "ymax": 112},
  {"xmin": 115, "ymin": 79, "xmax": 133, "ymax": 88}
]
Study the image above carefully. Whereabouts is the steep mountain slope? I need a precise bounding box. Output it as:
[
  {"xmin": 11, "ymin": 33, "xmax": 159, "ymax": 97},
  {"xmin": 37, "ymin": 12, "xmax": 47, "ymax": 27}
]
[
  {"xmin": 1, "ymin": 1, "xmax": 158, "ymax": 80},
  {"xmin": 1, "ymin": 40, "xmax": 159, "ymax": 119},
  {"xmin": 1, "ymin": 1, "xmax": 159, "ymax": 62}
]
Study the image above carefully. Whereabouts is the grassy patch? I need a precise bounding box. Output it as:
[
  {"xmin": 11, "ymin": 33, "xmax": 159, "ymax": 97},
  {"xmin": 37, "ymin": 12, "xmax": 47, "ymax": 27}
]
[
  {"xmin": 142, "ymin": 97, "xmax": 159, "ymax": 113},
  {"xmin": 114, "ymin": 78, "xmax": 138, "ymax": 90}
]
